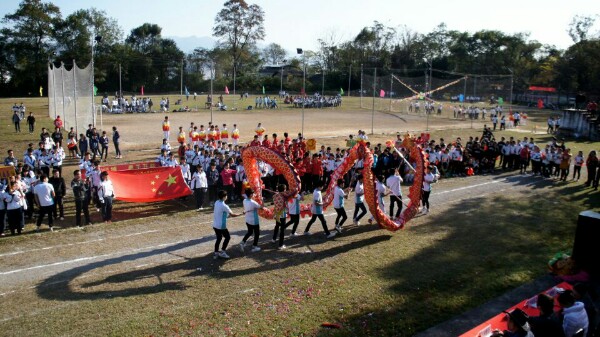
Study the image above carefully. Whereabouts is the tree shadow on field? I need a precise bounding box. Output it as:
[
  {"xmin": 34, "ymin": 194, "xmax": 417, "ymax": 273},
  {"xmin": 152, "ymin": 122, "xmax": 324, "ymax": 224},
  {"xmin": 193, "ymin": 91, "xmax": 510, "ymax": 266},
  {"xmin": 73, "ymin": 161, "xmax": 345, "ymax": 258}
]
[
  {"xmin": 36, "ymin": 224, "xmax": 386, "ymax": 302},
  {"xmin": 314, "ymin": 192, "xmax": 582, "ymax": 337}
]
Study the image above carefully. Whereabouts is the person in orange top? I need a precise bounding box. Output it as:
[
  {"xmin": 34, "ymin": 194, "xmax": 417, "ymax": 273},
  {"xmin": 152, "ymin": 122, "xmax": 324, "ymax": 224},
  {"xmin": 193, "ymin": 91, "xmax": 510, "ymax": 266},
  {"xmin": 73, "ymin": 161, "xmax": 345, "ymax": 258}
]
[
  {"xmin": 262, "ymin": 134, "xmax": 271, "ymax": 148},
  {"xmin": 191, "ymin": 126, "xmax": 199, "ymax": 146},
  {"xmin": 255, "ymin": 122, "xmax": 265, "ymax": 142},
  {"xmin": 177, "ymin": 126, "xmax": 186, "ymax": 144},
  {"xmin": 231, "ymin": 124, "xmax": 240, "ymax": 146},
  {"xmin": 162, "ymin": 116, "xmax": 170, "ymax": 140},
  {"xmin": 214, "ymin": 126, "xmax": 221, "ymax": 141},
  {"xmin": 198, "ymin": 125, "xmax": 206, "ymax": 144},
  {"xmin": 221, "ymin": 124, "xmax": 229, "ymax": 143},
  {"xmin": 188, "ymin": 122, "xmax": 195, "ymax": 138}
]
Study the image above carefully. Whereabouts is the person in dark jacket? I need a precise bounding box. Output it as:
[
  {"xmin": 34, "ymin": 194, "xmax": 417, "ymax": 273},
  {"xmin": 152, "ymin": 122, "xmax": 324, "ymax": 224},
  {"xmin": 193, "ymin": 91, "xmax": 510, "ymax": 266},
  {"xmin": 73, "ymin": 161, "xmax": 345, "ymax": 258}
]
[
  {"xmin": 530, "ymin": 293, "xmax": 565, "ymax": 337},
  {"xmin": 48, "ymin": 169, "xmax": 66, "ymax": 220},
  {"xmin": 206, "ymin": 161, "xmax": 220, "ymax": 206},
  {"xmin": 71, "ymin": 170, "xmax": 91, "ymax": 227}
]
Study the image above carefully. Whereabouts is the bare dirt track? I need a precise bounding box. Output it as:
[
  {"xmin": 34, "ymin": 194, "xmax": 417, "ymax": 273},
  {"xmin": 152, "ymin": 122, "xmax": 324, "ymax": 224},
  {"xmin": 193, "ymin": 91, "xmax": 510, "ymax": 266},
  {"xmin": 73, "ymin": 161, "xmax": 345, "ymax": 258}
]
[{"xmin": 103, "ymin": 107, "xmax": 484, "ymax": 151}]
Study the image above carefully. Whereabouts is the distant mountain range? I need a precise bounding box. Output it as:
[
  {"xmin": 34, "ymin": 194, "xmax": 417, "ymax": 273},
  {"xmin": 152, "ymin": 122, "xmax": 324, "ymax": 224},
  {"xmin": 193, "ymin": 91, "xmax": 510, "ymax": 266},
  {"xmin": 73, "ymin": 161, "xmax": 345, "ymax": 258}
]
[{"xmin": 167, "ymin": 35, "xmax": 218, "ymax": 53}]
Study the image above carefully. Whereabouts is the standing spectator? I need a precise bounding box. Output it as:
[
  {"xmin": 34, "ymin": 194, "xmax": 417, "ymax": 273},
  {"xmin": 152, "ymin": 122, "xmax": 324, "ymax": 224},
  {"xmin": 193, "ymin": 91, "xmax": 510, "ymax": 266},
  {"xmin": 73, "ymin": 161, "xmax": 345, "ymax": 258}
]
[
  {"xmin": 99, "ymin": 131, "xmax": 110, "ymax": 162},
  {"xmin": 0, "ymin": 184, "xmax": 6, "ymax": 236},
  {"xmin": 98, "ymin": 171, "xmax": 114, "ymax": 223},
  {"xmin": 421, "ymin": 165, "xmax": 440, "ymax": 215},
  {"xmin": 33, "ymin": 174, "xmax": 55, "ymax": 232},
  {"xmin": 220, "ymin": 162, "xmax": 236, "ymax": 201},
  {"xmin": 4, "ymin": 181, "xmax": 25, "ymax": 235},
  {"xmin": 89, "ymin": 132, "xmax": 100, "ymax": 159},
  {"xmin": 12, "ymin": 111, "xmax": 21, "ymax": 133},
  {"xmin": 26, "ymin": 112, "xmax": 35, "ymax": 134},
  {"xmin": 78, "ymin": 134, "xmax": 89, "ymax": 156},
  {"xmin": 51, "ymin": 127, "xmax": 63, "ymax": 147},
  {"xmin": 162, "ymin": 116, "xmax": 170, "ymax": 140},
  {"xmin": 54, "ymin": 115, "xmax": 63, "ymax": 131},
  {"xmin": 190, "ymin": 165, "xmax": 207, "ymax": 211},
  {"xmin": 585, "ymin": 151, "xmax": 598, "ymax": 188},
  {"xmin": 206, "ymin": 161, "xmax": 220, "ymax": 206},
  {"xmin": 71, "ymin": 170, "xmax": 91, "ymax": 227},
  {"xmin": 48, "ymin": 169, "xmax": 66, "ymax": 221},
  {"xmin": 573, "ymin": 151, "xmax": 584, "ymax": 181}
]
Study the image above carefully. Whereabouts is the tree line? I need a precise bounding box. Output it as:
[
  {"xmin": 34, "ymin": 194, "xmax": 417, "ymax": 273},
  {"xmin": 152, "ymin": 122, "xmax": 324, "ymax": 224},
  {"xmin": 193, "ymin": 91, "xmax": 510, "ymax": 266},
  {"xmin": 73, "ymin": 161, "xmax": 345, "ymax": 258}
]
[{"xmin": 1, "ymin": 0, "xmax": 599, "ymax": 99}]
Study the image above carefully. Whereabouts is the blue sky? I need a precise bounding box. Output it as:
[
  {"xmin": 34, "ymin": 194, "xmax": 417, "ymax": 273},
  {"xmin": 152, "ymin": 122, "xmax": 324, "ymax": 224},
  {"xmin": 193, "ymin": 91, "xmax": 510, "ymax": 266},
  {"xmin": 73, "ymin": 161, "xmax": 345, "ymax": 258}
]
[{"xmin": 1, "ymin": 0, "xmax": 598, "ymax": 52}]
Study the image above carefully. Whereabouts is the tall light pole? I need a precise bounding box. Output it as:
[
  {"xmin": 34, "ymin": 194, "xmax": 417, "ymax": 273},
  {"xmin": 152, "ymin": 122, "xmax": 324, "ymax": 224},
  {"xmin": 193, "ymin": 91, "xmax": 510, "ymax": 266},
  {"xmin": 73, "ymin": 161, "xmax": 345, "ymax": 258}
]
[
  {"xmin": 423, "ymin": 57, "xmax": 432, "ymax": 131},
  {"xmin": 506, "ymin": 67, "xmax": 514, "ymax": 107},
  {"xmin": 280, "ymin": 59, "xmax": 286, "ymax": 94},
  {"xmin": 210, "ymin": 60, "xmax": 214, "ymax": 124},
  {"xmin": 91, "ymin": 33, "xmax": 102, "ymax": 127},
  {"xmin": 297, "ymin": 48, "xmax": 305, "ymax": 136}
]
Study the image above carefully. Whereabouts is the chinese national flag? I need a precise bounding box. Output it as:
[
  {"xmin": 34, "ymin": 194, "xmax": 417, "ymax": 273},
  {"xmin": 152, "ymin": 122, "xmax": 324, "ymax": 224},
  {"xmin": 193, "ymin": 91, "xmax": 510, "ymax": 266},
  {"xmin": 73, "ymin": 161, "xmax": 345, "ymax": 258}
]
[{"xmin": 109, "ymin": 166, "xmax": 191, "ymax": 203}]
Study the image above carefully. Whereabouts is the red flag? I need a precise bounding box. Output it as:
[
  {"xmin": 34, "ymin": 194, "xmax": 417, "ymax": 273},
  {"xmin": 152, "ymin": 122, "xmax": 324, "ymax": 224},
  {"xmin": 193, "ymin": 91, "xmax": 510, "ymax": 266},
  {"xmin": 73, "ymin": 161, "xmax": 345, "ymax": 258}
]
[
  {"xmin": 108, "ymin": 166, "xmax": 191, "ymax": 203},
  {"xmin": 225, "ymin": 86, "xmax": 229, "ymax": 94},
  {"xmin": 141, "ymin": 85, "xmax": 144, "ymax": 96},
  {"xmin": 379, "ymin": 89, "xmax": 385, "ymax": 97}
]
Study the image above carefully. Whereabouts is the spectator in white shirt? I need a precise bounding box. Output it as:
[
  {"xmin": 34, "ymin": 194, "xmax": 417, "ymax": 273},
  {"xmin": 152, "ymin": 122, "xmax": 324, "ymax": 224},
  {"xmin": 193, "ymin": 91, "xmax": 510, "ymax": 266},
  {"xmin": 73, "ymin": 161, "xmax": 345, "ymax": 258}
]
[{"xmin": 33, "ymin": 174, "xmax": 55, "ymax": 231}]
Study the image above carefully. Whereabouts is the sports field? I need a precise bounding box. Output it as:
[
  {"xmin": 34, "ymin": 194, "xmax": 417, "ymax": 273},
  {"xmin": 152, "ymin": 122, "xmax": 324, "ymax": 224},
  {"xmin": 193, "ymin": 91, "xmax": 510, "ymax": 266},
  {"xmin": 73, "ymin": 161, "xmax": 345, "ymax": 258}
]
[{"xmin": 0, "ymin": 96, "xmax": 597, "ymax": 336}]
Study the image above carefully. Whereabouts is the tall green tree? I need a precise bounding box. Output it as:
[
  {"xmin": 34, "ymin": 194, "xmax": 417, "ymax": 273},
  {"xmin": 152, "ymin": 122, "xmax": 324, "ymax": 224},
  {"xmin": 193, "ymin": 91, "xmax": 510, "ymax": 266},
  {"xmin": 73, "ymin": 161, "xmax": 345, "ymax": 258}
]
[
  {"xmin": 1, "ymin": 0, "xmax": 61, "ymax": 95},
  {"xmin": 212, "ymin": 0, "xmax": 265, "ymax": 75}
]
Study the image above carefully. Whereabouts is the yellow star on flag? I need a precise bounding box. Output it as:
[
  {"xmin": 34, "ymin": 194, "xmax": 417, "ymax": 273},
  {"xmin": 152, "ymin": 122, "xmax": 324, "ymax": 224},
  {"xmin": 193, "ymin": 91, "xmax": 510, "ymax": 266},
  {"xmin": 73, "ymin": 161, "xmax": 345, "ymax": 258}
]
[
  {"xmin": 158, "ymin": 191, "xmax": 163, "ymax": 195},
  {"xmin": 164, "ymin": 174, "xmax": 177, "ymax": 187},
  {"xmin": 151, "ymin": 181, "xmax": 155, "ymax": 185},
  {"xmin": 155, "ymin": 175, "xmax": 160, "ymax": 179},
  {"xmin": 152, "ymin": 188, "xmax": 157, "ymax": 193}
]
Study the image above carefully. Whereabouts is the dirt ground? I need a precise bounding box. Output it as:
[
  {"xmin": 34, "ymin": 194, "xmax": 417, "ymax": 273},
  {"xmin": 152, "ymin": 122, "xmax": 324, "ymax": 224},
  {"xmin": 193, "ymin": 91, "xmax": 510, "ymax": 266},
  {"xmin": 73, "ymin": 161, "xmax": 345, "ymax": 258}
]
[{"xmin": 99, "ymin": 107, "xmax": 487, "ymax": 152}]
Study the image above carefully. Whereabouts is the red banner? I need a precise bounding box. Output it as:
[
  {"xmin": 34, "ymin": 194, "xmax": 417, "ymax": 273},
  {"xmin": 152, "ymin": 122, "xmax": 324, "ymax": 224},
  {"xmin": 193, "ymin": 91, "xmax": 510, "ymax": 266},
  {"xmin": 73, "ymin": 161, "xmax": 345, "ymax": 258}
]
[
  {"xmin": 109, "ymin": 166, "xmax": 191, "ymax": 203},
  {"xmin": 100, "ymin": 161, "xmax": 159, "ymax": 172},
  {"xmin": 528, "ymin": 86, "xmax": 556, "ymax": 92}
]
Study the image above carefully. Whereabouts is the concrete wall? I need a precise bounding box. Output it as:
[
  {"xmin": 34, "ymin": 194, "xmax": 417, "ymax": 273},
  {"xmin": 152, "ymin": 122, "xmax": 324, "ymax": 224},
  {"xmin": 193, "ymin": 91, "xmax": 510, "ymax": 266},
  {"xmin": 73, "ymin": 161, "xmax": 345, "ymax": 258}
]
[{"xmin": 561, "ymin": 109, "xmax": 600, "ymax": 140}]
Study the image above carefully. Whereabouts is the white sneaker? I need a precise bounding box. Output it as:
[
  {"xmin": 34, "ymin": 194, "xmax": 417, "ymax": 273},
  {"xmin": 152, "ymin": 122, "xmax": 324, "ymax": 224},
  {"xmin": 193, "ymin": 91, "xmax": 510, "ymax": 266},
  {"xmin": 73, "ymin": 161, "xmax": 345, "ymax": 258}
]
[
  {"xmin": 271, "ymin": 239, "xmax": 277, "ymax": 243},
  {"xmin": 278, "ymin": 245, "xmax": 287, "ymax": 250},
  {"xmin": 59, "ymin": 217, "xmax": 64, "ymax": 220},
  {"xmin": 219, "ymin": 251, "xmax": 230, "ymax": 259},
  {"xmin": 251, "ymin": 246, "xmax": 261, "ymax": 252},
  {"xmin": 303, "ymin": 231, "xmax": 312, "ymax": 236},
  {"xmin": 326, "ymin": 232, "xmax": 336, "ymax": 239},
  {"xmin": 213, "ymin": 252, "xmax": 219, "ymax": 260},
  {"xmin": 422, "ymin": 207, "xmax": 429, "ymax": 214},
  {"xmin": 290, "ymin": 232, "xmax": 297, "ymax": 237},
  {"xmin": 355, "ymin": 221, "xmax": 361, "ymax": 226},
  {"xmin": 50, "ymin": 227, "xmax": 54, "ymax": 232},
  {"xmin": 352, "ymin": 219, "xmax": 357, "ymax": 226},
  {"xmin": 239, "ymin": 241, "xmax": 246, "ymax": 253},
  {"xmin": 335, "ymin": 225, "xmax": 342, "ymax": 234}
]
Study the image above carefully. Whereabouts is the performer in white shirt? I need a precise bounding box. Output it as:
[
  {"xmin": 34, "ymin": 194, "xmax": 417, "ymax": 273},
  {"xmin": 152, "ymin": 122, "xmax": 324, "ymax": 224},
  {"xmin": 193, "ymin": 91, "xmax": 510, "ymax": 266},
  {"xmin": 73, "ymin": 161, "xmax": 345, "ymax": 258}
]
[
  {"xmin": 332, "ymin": 179, "xmax": 349, "ymax": 233},
  {"xmin": 386, "ymin": 169, "xmax": 403, "ymax": 220}
]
